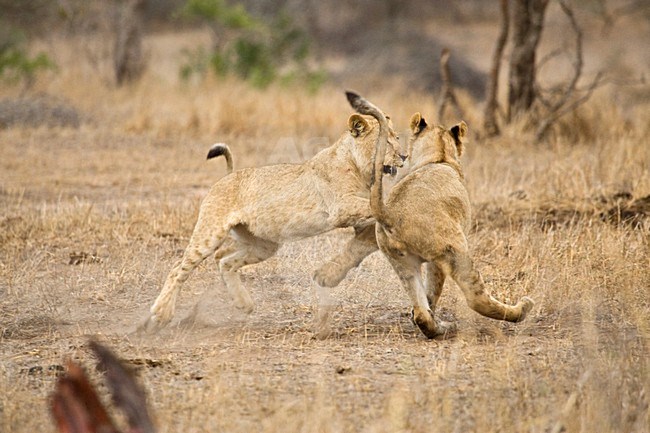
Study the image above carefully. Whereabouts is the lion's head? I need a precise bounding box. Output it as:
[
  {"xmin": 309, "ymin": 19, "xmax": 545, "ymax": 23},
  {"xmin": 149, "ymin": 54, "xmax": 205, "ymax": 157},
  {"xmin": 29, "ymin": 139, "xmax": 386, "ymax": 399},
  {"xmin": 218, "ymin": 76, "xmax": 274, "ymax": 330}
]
[
  {"xmin": 407, "ymin": 113, "xmax": 467, "ymax": 176},
  {"xmin": 348, "ymin": 113, "xmax": 405, "ymax": 179}
]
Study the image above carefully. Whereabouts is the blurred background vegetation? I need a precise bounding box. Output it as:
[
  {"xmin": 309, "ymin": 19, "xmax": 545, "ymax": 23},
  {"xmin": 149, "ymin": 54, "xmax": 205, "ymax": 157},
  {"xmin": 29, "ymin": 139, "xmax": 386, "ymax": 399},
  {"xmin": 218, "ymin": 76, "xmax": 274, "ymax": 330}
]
[
  {"xmin": 0, "ymin": 0, "xmax": 496, "ymax": 92},
  {"xmin": 178, "ymin": 0, "xmax": 326, "ymax": 90},
  {"xmin": 1, "ymin": 0, "xmax": 648, "ymax": 138}
]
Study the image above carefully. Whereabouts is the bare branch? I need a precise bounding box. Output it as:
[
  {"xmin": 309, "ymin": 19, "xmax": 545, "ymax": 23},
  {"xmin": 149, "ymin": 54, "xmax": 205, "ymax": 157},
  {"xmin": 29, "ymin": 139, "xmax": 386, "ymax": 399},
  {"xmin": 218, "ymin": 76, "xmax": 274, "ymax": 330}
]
[
  {"xmin": 437, "ymin": 48, "xmax": 463, "ymax": 123},
  {"xmin": 544, "ymin": 0, "xmax": 583, "ymax": 114},
  {"xmin": 536, "ymin": 47, "xmax": 563, "ymax": 71},
  {"xmin": 595, "ymin": 0, "xmax": 649, "ymax": 33},
  {"xmin": 535, "ymin": 72, "xmax": 605, "ymax": 140},
  {"xmin": 533, "ymin": 0, "xmax": 606, "ymax": 141},
  {"xmin": 483, "ymin": 0, "xmax": 509, "ymax": 137}
]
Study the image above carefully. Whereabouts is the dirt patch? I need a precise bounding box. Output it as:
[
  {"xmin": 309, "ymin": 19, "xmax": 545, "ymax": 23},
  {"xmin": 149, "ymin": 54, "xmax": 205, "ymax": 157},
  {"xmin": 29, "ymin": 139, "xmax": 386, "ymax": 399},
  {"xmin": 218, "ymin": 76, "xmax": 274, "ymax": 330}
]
[
  {"xmin": 1, "ymin": 315, "xmax": 62, "ymax": 340},
  {"xmin": 0, "ymin": 95, "xmax": 81, "ymax": 128},
  {"xmin": 474, "ymin": 192, "xmax": 650, "ymax": 231},
  {"xmin": 600, "ymin": 194, "xmax": 650, "ymax": 229}
]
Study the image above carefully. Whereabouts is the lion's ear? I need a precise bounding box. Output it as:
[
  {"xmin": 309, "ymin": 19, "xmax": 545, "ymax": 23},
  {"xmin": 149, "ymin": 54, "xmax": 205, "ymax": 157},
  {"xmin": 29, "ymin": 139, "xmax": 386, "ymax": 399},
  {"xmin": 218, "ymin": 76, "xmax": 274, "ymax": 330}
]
[
  {"xmin": 409, "ymin": 112, "xmax": 427, "ymax": 135},
  {"xmin": 348, "ymin": 114, "xmax": 370, "ymax": 137},
  {"xmin": 450, "ymin": 121, "xmax": 468, "ymax": 156}
]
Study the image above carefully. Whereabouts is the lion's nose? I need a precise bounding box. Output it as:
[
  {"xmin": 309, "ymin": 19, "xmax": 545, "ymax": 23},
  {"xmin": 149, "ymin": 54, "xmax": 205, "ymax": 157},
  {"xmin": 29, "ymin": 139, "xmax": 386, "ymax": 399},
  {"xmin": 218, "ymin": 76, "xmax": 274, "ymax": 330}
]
[{"xmin": 400, "ymin": 154, "xmax": 407, "ymax": 162}]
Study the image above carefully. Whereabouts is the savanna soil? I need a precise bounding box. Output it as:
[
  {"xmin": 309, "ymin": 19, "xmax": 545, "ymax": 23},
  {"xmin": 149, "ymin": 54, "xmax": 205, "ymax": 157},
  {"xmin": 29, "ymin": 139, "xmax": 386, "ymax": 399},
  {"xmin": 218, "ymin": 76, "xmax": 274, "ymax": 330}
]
[{"xmin": 1, "ymin": 14, "xmax": 649, "ymax": 433}]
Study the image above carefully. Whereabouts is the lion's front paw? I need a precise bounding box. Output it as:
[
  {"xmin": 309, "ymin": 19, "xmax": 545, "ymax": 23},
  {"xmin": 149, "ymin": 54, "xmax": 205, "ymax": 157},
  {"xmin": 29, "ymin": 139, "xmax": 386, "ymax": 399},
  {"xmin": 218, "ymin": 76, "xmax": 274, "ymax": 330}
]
[
  {"xmin": 313, "ymin": 262, "xmax": 347, "ymax": 288},
  {"xmin": 232, "ymin": 292, "xmax": 255, "ymax": 314},
  {"xmin": 149, "ymin": 301, "xmax": 174, "ymax": 328},
  {"xmin": 136, "ymin": 313, "xmax": 167, "ymax": 335},
  {"xmin": 515, "ymin": 296, "xmax": 535, "ymax": 322}
]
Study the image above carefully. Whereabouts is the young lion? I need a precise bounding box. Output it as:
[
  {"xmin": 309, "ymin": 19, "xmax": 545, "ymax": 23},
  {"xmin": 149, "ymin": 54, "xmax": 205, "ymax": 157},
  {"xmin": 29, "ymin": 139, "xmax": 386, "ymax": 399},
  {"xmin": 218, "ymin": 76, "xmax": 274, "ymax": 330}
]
[
  {"xmin": 141, "ymin": 99, "xmax": 403, "ymax": 331},
  {"xmin": 347, "ymin": 92, "xmax": 534, "ymax": 339}
]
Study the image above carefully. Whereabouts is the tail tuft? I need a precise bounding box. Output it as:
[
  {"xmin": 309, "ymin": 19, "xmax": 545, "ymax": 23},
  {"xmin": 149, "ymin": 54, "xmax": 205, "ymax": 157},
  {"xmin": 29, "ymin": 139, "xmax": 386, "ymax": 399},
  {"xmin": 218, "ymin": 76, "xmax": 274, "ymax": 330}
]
[
  {"xmin": 345, "ymin": 91, "xmax": 361, "ymax": 108},
  {"xmin": 206, "ymin": 143, "xmax": 234, "ymax": 174},
  {"xmin": 207, "ymin": 143, "xmax": 228, "ymax": 160},
  {"xmin": 345, "ymin": 90, "xmax": 375, "ymax": 115}
]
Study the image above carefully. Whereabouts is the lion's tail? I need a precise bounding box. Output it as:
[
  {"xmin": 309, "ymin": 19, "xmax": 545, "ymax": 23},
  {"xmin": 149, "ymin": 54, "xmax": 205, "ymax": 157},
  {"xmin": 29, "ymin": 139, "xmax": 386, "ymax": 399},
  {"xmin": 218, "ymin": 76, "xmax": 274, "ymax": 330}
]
[
  {"xmin": 345, "ymin": 91, "xmax": 389, "ymax": 226},
  {"xmin": 206, "ymin": 143, "xmax": 234, "ymax": 174}
]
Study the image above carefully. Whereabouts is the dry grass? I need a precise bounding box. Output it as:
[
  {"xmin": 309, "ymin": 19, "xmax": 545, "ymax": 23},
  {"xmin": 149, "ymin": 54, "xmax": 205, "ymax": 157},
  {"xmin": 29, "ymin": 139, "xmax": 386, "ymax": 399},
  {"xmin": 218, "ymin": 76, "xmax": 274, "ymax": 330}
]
[{"xmin": 1, "ymin": 27, "xmax": 649, "ymax": 433}]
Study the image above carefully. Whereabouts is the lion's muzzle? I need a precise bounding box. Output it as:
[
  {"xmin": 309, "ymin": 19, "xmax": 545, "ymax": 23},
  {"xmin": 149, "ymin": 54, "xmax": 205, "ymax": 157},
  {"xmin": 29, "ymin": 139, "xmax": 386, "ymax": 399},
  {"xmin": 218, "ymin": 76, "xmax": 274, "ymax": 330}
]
[{"xmin": 383, "ymin": 165, "xmax": 398, "ymax": 176}]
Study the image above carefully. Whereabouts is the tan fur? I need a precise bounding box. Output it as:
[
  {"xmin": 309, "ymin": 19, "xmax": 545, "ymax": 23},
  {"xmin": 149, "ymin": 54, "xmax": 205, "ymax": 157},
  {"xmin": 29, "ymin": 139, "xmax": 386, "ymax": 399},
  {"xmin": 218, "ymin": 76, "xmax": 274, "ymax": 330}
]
[
  {"xmin": 141, "ymin": 110, "xmax": 403, "ymax": 331},
  {"xmin": 313, "ymin": 224, "xmax": 378, "ymax": 288},
  {"xmin": 343, "ymin": 93, "xmax": 534, "ymax": 338},
  {"xmin": 383, "ymin": 114, "xmax": 534, "ymax": 338}
]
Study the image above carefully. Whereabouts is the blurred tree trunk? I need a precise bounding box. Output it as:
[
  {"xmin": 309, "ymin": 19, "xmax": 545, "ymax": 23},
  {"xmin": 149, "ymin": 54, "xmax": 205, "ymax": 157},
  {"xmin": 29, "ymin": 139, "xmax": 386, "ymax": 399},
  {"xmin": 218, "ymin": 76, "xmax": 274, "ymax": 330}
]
[
  {"xmin": 483, "ymin": 0, "xmax": 600, "ymax": 140},
  {"xmin": 507, "ymin": 0, "xmax": 549, "ymax": 120},
  {"xmin": 114, "ymin": 0, "xmax": 145, "ymax": 86}
]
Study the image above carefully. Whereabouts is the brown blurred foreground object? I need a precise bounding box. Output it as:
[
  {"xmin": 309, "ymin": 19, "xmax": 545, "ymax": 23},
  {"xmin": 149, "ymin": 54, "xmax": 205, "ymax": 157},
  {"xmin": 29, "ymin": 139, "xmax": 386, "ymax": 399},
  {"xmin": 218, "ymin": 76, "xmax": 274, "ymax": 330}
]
[{"xmin": 50, "ymin": 340, "xmax": 156, "ymax": 433}]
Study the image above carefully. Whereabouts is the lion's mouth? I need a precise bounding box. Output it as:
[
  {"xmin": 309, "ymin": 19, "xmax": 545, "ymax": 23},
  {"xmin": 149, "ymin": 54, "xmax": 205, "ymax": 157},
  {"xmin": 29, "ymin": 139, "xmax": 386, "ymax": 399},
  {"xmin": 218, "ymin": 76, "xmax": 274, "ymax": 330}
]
[{"xmin": 383, "ymin": 165, "xmax": 398, "ymax": 176}]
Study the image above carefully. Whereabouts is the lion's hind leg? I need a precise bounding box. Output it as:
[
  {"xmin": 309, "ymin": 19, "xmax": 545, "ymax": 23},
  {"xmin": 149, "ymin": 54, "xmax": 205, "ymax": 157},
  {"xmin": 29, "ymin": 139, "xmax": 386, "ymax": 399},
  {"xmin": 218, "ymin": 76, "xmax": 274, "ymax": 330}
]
[
  {"xmin": 446, "ymin": 251, "xmax": 534, "ymax": 322},
  {"xmin": 423, "ymin": 261, "xmax": 457, "ymax": 335},
  {"xmin": 218, "ymin": 226, "xmax": 278, "ymax": 313},
  {"xmin": 424, "ymin": 261, "xmax": 446, "ymax": 310},
  {"xmin": 377, "ymin": 230, "xmax": 449, "ymax": 339},
  {"xmin": 313, "ymin": 224, "xmax": 378, "ymax": 288},
  {"xmin": 312, "ymin": 225, "xmax": 378, "ymax": 339},
  {"xmin": 144, "ymin": 225, "xmax": 228, "ymax": 332}
]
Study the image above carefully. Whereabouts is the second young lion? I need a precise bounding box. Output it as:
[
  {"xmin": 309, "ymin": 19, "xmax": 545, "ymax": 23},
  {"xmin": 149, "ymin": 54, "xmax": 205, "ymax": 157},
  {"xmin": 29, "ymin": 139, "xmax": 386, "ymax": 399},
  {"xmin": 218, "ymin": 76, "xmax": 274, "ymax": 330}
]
[
  {"xmin": 141, "ymin": 96, "xmax": 403, "ymax": 331},
  {"xmin": 347, "ymin": 92, "xmax": 534, "ymax": 339}
]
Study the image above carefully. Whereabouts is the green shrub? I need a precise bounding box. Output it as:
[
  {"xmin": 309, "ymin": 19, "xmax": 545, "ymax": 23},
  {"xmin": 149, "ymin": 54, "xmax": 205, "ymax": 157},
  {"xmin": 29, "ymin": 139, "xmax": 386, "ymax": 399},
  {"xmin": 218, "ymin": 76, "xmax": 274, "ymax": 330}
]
[
  {"xmin": 181, "ymin": 0, "xmax": 255, "ymax": 29},
  {"xmin": 0, "ymin": 26, "xmax": 55, "ymax": 87},
  {"xmin": 180, "ymin": 0, "xmax": 325, "ymax": 90}
]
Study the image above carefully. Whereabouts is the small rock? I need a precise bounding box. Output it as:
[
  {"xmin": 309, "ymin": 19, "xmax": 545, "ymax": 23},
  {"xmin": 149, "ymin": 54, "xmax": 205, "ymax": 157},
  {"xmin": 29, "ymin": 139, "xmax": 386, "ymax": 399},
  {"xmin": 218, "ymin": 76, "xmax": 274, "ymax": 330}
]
[{"xmin": 335, "ymin": 365, "xmax": 351, "ymax": 375}]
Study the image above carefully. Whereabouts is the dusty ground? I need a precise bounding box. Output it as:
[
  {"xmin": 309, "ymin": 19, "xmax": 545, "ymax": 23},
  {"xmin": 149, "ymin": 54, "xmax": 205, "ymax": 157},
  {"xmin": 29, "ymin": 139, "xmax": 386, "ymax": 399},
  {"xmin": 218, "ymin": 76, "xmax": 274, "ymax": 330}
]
[{"xmin": 1, "ymin": 12, "xmax": 650, "ymax": 433}]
